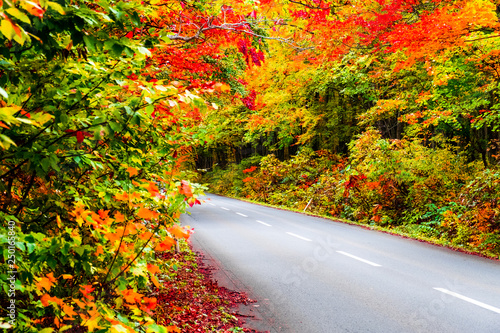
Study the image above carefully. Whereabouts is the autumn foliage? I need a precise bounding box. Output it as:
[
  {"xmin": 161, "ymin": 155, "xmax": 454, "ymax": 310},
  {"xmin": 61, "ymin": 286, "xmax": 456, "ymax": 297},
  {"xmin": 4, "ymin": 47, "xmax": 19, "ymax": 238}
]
[
  {"xmin": 200, "ymin": 0, "xmax": 500, "ymax": 258},
  {"xmin": 3, "ymin": 0, "xmax": 500, "ymax": 330}
]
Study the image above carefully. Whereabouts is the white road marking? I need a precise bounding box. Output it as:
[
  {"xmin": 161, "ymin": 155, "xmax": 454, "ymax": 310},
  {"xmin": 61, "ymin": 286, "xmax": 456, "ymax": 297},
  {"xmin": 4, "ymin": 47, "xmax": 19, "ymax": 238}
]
[
  {"xmin": 256, "ymin": 220, "xmax": 272, "ymax": 227},
  {"xmin": 221, "ymin": 207, "xmax": 230, "ymax": 211},
  {"xmin": 336, "ymin": 251, "xmax": 381, "ymax": 267},
  {"xmin": 434, "ymin": 288, "xmax": 500, "ymax": 314},
  {"xmin": 207, "ymin": 203, "xmax": 216, "ymax": 206},
  {"xmin": 286, "ymin": 232, "xmax": 312, "ymax": 242},
  {"xmin": 236, "ymin": 212, "xmax": 248, "ymax": 217}
]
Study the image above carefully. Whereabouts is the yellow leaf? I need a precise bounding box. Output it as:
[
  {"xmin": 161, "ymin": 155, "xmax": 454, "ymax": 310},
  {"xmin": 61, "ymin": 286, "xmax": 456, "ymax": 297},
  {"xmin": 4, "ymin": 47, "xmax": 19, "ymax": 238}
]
[
  {"xmin": 110, "ymin": 324, "xmax": 130, "ymax": 333},
  {"xmin": 84, "ymin": 315, "xmax": 101, "ymax": 332},
  {"xmin": 151, "ymin": 274, "xmax": 160, "ymax": 289},
  {"xmin": 0, "ymin": 17, "xmax": 23, "ymax": 42},
  {"xmin": 61, "ymin": 274, "xmax": 73, "ymax": 280},
  {"xmin": 48, "ymin": 1, "xmax": 65, "ymax": 14}
]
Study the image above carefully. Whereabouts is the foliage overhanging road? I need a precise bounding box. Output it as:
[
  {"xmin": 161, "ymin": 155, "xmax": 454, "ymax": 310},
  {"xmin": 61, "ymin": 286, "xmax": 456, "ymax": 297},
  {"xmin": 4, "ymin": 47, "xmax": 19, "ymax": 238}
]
[{"xmin": 181, "ymin": 194, "xmax": 500, "ymax": 333}]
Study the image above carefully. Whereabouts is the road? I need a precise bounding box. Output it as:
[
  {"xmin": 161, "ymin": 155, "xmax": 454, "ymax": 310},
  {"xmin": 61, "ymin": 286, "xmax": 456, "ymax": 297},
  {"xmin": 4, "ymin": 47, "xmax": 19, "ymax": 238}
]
[{"xmin": 180, "ymin": 194, "xmax": 500, "ymax": 333}]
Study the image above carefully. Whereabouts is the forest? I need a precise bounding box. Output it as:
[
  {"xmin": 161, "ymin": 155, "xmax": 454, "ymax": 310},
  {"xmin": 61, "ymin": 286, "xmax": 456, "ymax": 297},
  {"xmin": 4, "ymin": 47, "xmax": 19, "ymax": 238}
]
[{"xmin": 0, "ymin": 0, "xmax": 499, "ymax": 332}]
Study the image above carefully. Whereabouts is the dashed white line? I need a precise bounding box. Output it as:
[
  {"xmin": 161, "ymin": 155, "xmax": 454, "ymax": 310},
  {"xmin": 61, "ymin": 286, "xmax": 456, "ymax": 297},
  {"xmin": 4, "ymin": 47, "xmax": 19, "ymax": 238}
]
[
  {"xmin": 336, "ymin": 251, "xmax": 381, "ymax": 267},
  {"xmin": 236, "ymin": 212, "xmax": 248, "ymax": 217},
  {"xmin": 434, "ymin": 288, "xmax": 500, "ymax": 314},
  {"xmin": 207, "ymin": 203, "xmax": 216, "ymax": 206},
  {"xmin": 256, "ymin": 220, "xmax": 272, "ymax": 227},
  {"xmin": 286, "ymin": 232, "xmax": 312, "ymax": 242},
  {"xmin": 221, "ymin": 207, "xmax": 230, "ymax": 211}
]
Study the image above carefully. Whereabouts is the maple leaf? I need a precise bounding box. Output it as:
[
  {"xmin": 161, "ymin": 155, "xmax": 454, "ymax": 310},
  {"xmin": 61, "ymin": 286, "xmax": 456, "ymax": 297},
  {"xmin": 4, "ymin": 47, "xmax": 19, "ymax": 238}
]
[
  {"xmin": 127, "ymin": 167, "xmax": 139, "ymax": 177},
  {"xmin": 147, "ymin": 263, "xmax": 161, "ymax": 275},
  {"xmin": 141, "ymin": 297, "xmax": 157, "ymax": 314},
  {"xmin": 80, "ymin": 284, "xmax": 95, "ymax": 300},
  {"xmin": 137, "ymin": 207, "xmax": 159, "ymax": 220},
  {"xmin": 114, "ymin": 211, "xmax": 126, "ymax": 223},
  {"xmin": 105, "ymin": 232, "xmax": 122, "ymax": 243},
  {"xmin": 62, "ymin": 304, "xmax": 78, "ymax": 319},
  {"xmin": 36, "ymin": 276, "xmax": 54, "ymax": 291},
  {"xmin": 72, "ymin": 298, "xmax": 87, "ymax": 309},
  {"xmin": 168, "ymin": 224, "xmax": 190, "ymax": 239},
  {"xmin": 94, "ymin": 245, "xmax": 104, "ymax": 256},
  {"xmin": 84, "ymin": 315, "xmax": 101, "ymax": 332},
  {"xmin": 121, "ymin": 289, "xmax": 143, "ymax": 303},
  {"xmin": 155, "ymin": 236, "xmax": 176, "ymax": 251},
  {"xmin": 243, "ymin": 166, "xmax": 258, "ymax": 173},
  {"xmin": 138, "ymin": 231, "xmax": 153, "ymax": 241},
  {"xmin": 40, "ymin": 294, "xmax": 63, "ymax": 307},
  {"xmin": 114, "ymin": 192, "xmax": 129, "ymax": 201}
]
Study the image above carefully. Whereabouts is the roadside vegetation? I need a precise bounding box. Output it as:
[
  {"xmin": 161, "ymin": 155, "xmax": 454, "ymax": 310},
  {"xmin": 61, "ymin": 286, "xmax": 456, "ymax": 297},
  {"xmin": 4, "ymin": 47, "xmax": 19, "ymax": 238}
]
[{"xmin": 203, "ymin": 145, "xmax": 500, "ymax": 259}]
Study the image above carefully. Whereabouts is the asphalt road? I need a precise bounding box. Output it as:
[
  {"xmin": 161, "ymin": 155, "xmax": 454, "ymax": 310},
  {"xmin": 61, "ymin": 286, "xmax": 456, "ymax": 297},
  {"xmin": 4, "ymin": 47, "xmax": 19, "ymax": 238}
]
[{"xmin": 180, "ymin": 194, "xmax": 500, "ymax": 333}]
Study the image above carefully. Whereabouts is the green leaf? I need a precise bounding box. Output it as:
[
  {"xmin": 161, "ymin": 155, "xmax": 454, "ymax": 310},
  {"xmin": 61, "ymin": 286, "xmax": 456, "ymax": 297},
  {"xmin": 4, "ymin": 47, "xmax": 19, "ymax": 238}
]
[
  {"xmin": 40, "ymin": 157, "xmax": 50, "ymax": 172},
  {"xmin": 74, "ymin": 246, "xmax": 85, "ymax": 256},
  {"xmin": 48, "ymin": 2, "xmax": 66, "ymax": 15},
  {"xmin": 6, "ymin": 8, "xmax": 31, "ymax": 24}
]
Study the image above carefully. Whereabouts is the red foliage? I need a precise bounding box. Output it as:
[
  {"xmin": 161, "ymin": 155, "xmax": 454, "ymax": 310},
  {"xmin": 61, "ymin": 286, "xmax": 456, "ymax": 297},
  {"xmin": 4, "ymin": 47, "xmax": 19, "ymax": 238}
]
[
  {"xmin": 243, "ymin": 166, "xmax": 258, "ymax": 173},
  {"xmin": 154, "ymin": 250, "xmax": 262, "ymax": 332}
]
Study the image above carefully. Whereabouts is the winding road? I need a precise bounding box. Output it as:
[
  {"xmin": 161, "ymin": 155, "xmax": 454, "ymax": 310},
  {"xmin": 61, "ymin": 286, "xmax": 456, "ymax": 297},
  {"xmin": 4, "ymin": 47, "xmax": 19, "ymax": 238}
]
[{"xmin": 180, "ymin": 194, "xmax": 500, "ymax": 333}]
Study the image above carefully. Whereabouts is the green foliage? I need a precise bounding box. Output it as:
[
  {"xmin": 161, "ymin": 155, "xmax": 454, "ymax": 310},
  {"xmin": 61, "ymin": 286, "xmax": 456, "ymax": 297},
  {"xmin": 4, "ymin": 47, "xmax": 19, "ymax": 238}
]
[{"xmin": 0, "ymin": 1, "xmax": 206, "ymax": 331}]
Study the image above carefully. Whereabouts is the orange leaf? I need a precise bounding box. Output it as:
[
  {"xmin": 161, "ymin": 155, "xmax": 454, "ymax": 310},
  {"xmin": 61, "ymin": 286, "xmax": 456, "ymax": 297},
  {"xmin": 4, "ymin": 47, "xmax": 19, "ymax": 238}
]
[
  {"xmin": 138, "ymin": 231, "xmax": 153, "ymax": 241},
  {"xmin": 179, "ymin": 180, "xmax": 193, "ymax": 197},
  {"xmin": 105, "ymin": 232, "xmax": 121, "ymax": 243},
  {"xmin": 141, "ymin": 297, "xmax": 157, "ymax": 313},
  {"xmin": 137, "ymin": 207, "xmax": 159, "ymax": 220},
  {"xmin": 46, "ymin": 272, "xmax": 57, "ymax": 283},
  {"xmin": 72, "ymin": 298, "xmax": 87, "ymax": 309},
  {"xmin": 62, "ymin": 304, "xmax": 77, "ymax": 319},
  {"xmin": 114, "ymin": 192, "xmax": 129, "ymax": 201},
  {"xmin": 155, "ymin": 236, "xmax": 176, "ymax": 251},
  {"xmin": 121, "ymin": 289, "xmax": 143, "ymax": 303},
  {"xmin": 168, "ymin": 224, "xmax": 190, "ymax": 239},
  {"xmin": 80, "ymin": 284, "xmax": 95, "ymax": 300},
  {"xmin": 127, "ymin": 167, "xmax": 139, "ymax": 177},
  {"xmin": 151, "ymin": 274, "xmax": 160, "ymax": 289},
  {"xmin": 37, "ymin": 277, "xmax": 54, "ymax": 291},
  {"xmin": 130, "ymin": 191, "xmax": 142, "ymax": 201},
  {"xmin": 147, "ymin": 263, "xmax": 161, "ymax": 275},
  {"xmin": 40, "ymin": 294, "xmax": 51, "ymax": 307},
  {"xmin": 21, "ymin": 1, "xmax": 45, "ymax": 18},
  {"xmin": 40, "ymin": 294, "xmax": 63, "ymax": 307},
  {"xmin": 94, "ymin": 245, "xmax": 104, "ymax": 256},
  {"xmin": 114, "ymin": 211, "xmax": 126, "ymax": 223}
]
